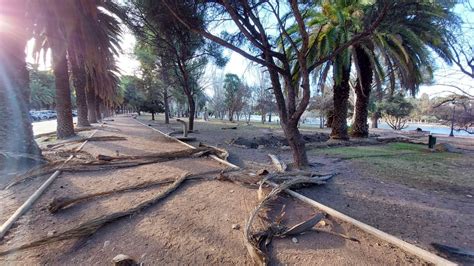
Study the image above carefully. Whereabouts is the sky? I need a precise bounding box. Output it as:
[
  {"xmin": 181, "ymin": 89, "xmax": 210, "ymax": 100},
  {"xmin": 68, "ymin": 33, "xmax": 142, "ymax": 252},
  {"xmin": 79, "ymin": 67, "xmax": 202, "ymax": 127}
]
[{"xmin": 25, "ymin": 2, "xmax": 473, "ymax": 99}]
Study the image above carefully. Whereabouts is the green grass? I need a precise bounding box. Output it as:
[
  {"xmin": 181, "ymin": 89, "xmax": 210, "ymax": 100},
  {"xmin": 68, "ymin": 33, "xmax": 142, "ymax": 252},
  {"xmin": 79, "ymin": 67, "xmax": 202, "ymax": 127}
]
[{"xmin": 310, "ymin": 143, "xmax": 474, "ymax": 193}]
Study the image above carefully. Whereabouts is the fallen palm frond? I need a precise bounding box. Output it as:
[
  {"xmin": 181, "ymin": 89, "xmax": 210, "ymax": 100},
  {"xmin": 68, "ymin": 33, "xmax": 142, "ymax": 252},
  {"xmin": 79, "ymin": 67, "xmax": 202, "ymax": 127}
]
[
  {"xmin": 244, "ymin": 177, "xmax": 327, "ymax": 265},
  {"xmin": 48, "ymin": 169, "xmax": 225, "ymax": 214},
  {"xmin": 46, "ymin": 136, "xmax": 127, "ymax": 149},
  {"xmin": 34, "ymin": 127, "xmax": 95, "ymax": 139},
  {"xmin": 4, "ymin": 147, "xmax": 217, "ymax": 189},
  {"xmin": 0, "ymin": 172, "xmax": 192, "ymax": 256}
]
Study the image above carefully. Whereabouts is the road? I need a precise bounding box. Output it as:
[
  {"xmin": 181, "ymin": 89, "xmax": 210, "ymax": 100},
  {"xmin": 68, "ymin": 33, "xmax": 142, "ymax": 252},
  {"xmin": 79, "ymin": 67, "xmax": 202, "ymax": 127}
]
[{"xmin": 32, "ymin": 118, "xmax": 77, "ymax": 136}]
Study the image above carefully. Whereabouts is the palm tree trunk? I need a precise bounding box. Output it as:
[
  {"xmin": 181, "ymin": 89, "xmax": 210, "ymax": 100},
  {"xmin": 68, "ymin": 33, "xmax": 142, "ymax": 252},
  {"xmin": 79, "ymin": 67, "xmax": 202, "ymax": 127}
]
[
  {"xmin": 52, "ymin": 44, "xmax": 75, "ymax": 139},
  {"xmin": 330, "ymin": 62, "xmax": 351, "ymax": 140},
  {"xmin": 86, "ymin": 88, "xmax": 98, "ymax": 123},
  {"xmin": 68, "ymin": 49, "xmax": 90, "ymax": 127},
  {"xmin": 95, "ymin": 95, "xmax": 102, "ymax": 121},
  {"xmin": 351, "ymin": 47, "xmax": 373, "ymax": 138},
  {"xmin": 0, "ymin": 2, "xmax": 42, "ymax": 171}
]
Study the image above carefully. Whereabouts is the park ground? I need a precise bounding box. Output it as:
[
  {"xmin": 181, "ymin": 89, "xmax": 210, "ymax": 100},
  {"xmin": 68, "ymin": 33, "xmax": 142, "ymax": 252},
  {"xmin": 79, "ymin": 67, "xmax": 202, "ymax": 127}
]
[{"xmin": 0, "ymin": 114, "xmax": 472, "ymax": 264}]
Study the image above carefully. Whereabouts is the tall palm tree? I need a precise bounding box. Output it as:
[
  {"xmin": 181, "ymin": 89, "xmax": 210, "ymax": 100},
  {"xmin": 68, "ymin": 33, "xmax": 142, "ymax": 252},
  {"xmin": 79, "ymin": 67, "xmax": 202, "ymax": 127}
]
[
  {"xmin": 68, "ymin": 40, "xmax": 90, "ymax": 127},
  {"xmin": 32, "ymin": 0, "xmax": 122, "ymax": 130},
  {"xmin": 0, "ymin": 0, "xmax": 42, "ymax": 171},
  {"xmin": 350, "ymin": 0, "xmax": 459, "ymax": 137},
  {"xmin": 296, "ymin": 0, "xmax": 366, "ymax": 139}
]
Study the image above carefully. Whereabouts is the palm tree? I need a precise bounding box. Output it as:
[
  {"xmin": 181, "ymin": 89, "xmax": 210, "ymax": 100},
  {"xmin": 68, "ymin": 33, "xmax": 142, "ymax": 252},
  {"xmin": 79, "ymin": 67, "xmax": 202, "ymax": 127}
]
[
  {"xmin": 47, "ymin": 19, "xmax": 75, "ymax": 138},
  {"xmin": 350, "ymin": 0, "xmax": 459, "ymax": 137},
  {"xmin": 68, "ymin": 38, "xmax": 91, "ymax": 127},
  {"xmin": 0, "ymin": 0, "xmax": 42, "ymax": 171},
  {"xmin": 32, "ymin": 0, "xmax": 122, "ymax": 130},
  {"xmin": 298, "ymin": 0, "xmax": 366, "ymax": 139}
]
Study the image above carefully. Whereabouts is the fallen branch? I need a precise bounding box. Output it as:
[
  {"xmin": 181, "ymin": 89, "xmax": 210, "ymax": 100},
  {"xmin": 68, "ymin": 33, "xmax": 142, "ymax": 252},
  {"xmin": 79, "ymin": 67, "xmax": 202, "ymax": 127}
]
[
  {"xmin": 4, "ymin": 147, "xmax": 216, "ymax": 189},
  {"xmin": 0, "ymin": 172, "xmax": 190, "ymax": 256},
  {"xmin": 244, "ymin": 177, "xmax": 329, "ymax": 265},
  {"xmin": 48, "ymin": 169, "xmax": 225, "ymax": 214},
  {"xmin": 46, "ymin": 136, "xmax": 127, "ymax": 149},
  {"xmin": 198, "ymin": 143, "xmax": 229, "ymax": 161},
  {"xmin": 0, "ymin": 130, "xmax": 98, "ymax": 240},
  {"xmin": 268, "ymin": 154, "xmax": 287, "ymax": 173},
  {"xmin": 34, "ymin": 127, "xmax": 94, "ymax": 139}
]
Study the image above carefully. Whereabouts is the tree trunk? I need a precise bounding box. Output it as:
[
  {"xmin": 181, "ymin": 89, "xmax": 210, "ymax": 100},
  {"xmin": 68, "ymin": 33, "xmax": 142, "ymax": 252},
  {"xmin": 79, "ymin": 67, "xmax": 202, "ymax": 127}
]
[
  {"xmin": 52, "ymin": 45, "xmax": 75, "ymax": 139},
  {"xmin": 68, "ymin": 49, "xmax": 90, "ymax": 127},
  {"xmin": 151, "ymin": 112, "xmax": 155, "ymax": 120},
  {"xmin": 330, "ymin": 61, "xmax": 351, "ymax": 140},
  {"xmin": 282, "ymin": 120, "xmax": 309, "ymax": 167},
  {"xmin": 0, "ymin": 1, "xmax": 42, "ymax": 171},
  {"xmin": 164, "ymin": 88, "xmax": 170, "ymax": 124},
  {"xmin": 370, "ymin": 113, "xmax": 379, "ymax": 128},
  {"xmin": 188, "ymin": 96, "xmax": 195, "ymax": 131},
  {"xmin": 350, "ymin": 46, "xmax": 373, "ymax": 138},
  {"xmin": 86, "ymin": 88, "xmax": 98, "ymax": 123},
  {"xmin": 95, "ymin": 95, "xmax": 102, "ymax": 121},
  {"xmin": 161, "ymin": 67, "xmax": 170, "ymax": 124}
]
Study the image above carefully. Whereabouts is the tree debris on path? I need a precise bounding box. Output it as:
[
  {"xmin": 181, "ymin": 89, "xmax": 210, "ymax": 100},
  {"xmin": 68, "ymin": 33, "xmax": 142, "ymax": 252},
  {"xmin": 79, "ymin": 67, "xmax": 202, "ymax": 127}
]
[
  {"xmin": 0, "ymin": 151, "xmax": 48, "ymax": 164},
  {"xmin": 0, "ymin": 172, "xmax": 196, "ymax": 256},
  {"xmin": 4, "ymin": 147, "xmax": 225, "ymax": 189},
  {"xmin": 268, "ymin": 154, "xmax": 287, "ymax": 172},
  {"xmin": 240, "ymin": 155, "xmax": 343, "ymax": 265},
  {"xmin": 48, "ymin": 169, "xmax": 226, "ymax": 214},
  {"xmin": 244, "ymin": 176, "xmax": 329, "ymax": 265},
  {"xmin": 46, "ymin": 136, "xmax": 127, "ymax": 149}
]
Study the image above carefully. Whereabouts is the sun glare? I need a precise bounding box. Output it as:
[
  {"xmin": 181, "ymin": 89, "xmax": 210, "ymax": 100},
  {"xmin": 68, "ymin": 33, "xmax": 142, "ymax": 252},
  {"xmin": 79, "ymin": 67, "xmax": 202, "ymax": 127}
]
[{"xmin": 0, "ymin": 15, "xmax": 8, "ymax": 32}]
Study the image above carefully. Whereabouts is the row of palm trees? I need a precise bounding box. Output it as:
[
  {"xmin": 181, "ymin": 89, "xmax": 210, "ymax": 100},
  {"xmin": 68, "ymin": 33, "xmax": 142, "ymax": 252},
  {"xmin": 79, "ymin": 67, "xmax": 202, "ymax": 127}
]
[
  {"xmin": 0, "ymin": 0, "xmax": 122, "ymax": 171},
  {"xmin": 304, "ymin": 0, "xmax": 458, "ymax": 140}
]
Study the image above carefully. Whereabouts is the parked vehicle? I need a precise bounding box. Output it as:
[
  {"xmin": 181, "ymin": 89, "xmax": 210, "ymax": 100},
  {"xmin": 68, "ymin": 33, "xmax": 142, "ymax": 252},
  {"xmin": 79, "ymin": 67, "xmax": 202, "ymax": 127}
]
[
  {"xmin": 29, "ymin": 111, "xmax": 41, "ymax": 121},
  {"xmin": 29, "ymin": 110, "xmax": 57, "ymax": 121}
]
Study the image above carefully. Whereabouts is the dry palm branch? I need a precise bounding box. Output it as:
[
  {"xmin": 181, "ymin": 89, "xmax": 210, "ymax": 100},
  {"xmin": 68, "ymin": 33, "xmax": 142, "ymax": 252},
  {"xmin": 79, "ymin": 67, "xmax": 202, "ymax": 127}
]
[
  {"xmin": 46, "ymin": 135, "xmax": 127, "ymax": 149},
  {"xmin": 0, "ymin": 169, "xmax": 232, "ymax": 256},
  {"xmin": 244, "ymin": 173, "xmax": 348, "ymax": 265},
  {"xmin": 4, "ymin": 147, "xmax": 226, "ymax": 189},
  {"xmin": 48, "ymin": 171, "xmax": 217, "ymax": 214}
]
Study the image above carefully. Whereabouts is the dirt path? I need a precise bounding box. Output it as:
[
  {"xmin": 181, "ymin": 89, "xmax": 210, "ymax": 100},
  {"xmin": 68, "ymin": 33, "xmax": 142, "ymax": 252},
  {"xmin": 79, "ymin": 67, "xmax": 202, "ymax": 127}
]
[
  {"xmin": 143, "ymin": 115, "xmax": 473, "ymax": 265},
  {"xmin": 0, "ymin": 115, "xmax": 436, "ymax": 264}
]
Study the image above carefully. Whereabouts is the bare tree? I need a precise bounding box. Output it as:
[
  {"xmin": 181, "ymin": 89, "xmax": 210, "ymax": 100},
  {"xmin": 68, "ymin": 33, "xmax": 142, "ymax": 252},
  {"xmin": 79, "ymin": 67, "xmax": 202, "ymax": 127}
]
[{"xmin": 163, "ymin": 0, "xmax": 388, "ymax": 167}]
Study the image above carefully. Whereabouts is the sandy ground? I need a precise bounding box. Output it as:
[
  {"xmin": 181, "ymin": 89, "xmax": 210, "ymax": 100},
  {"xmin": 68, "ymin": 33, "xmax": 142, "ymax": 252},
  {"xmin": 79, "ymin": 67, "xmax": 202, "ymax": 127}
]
[
  {"xmin": 0, "ymin": 115, "xmax": 434, "ymax": 265},
  {"xmin": 143, "ymin": 115, "xmax": 474, "ymax": 265}
]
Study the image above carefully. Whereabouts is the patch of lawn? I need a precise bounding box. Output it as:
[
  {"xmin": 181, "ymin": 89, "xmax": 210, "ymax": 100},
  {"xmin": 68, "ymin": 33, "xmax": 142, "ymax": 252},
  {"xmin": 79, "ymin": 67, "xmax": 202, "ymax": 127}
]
[{"xmin": 310, "ymin": 142, "xmax": 474, "ymax": 193}]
